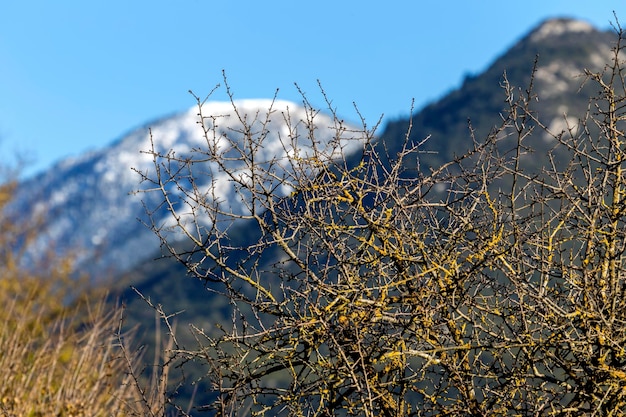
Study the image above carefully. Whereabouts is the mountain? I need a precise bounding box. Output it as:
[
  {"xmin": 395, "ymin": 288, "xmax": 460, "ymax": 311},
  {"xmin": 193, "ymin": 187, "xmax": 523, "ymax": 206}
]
[
  {"xmin": 8, "ymin": 99, "xmax": 359, "ymax": 280},
  {"xmin": 381, "ymin": 17, "xmax": 614, "ymax": 172},
  {"xmin": 116, "ymin": 16, "xmax": 621, "ymax": 329},
  {"xmin": 6, "ymin": 17, "xmax": 615, "ymax": 290}
]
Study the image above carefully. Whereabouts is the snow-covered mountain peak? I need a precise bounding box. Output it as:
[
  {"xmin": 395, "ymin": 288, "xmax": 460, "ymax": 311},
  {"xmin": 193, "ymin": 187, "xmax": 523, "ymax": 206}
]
[
  {"xmin": 529, "ymin": 18, "xmax": 595, "ymax": 43},
  {"xmin": 11, "ymin": 99, "xmax": 361, "ymax": 279}
]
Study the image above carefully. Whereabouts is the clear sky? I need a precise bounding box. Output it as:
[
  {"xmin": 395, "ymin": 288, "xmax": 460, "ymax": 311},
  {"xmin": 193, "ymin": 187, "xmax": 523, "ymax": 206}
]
[{"xmin": 0, "ymin": 1, "xmax": 623, "ymax": 177}]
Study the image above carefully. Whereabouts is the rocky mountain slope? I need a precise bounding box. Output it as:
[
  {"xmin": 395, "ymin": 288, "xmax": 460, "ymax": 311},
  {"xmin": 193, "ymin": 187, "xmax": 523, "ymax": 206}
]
[{"xmin": 381, "ymin": 18, "xmax": 614, "ymax": 172}]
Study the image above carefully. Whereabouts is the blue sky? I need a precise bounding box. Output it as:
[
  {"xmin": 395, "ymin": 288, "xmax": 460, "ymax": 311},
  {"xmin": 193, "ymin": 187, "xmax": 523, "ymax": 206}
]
[{"xmin": 0, "ymin": 1, "xmax": 623, "ymax": 177}]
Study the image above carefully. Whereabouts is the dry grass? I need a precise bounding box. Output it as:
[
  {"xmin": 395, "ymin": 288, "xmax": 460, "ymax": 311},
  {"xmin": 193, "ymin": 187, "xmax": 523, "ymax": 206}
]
[
  {"xmin": 0, "ymin": 180, "xmax": 183, "ymax": 416},
  {"xmin": 0, "ymin": 276, "xmax": 137, "ymax": 416}
]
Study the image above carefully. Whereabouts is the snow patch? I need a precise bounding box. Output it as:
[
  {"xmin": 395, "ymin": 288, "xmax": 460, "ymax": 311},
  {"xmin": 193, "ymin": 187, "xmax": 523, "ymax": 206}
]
[
  {"xmin": 530, "ymin": 19, "xmax": 594, "ymax": 43},
  {"xmin": 543, "ymin": 115, "xmax": 580, "ymax": 141},
  {"xmin": 534, "ymin": 61, "xmax": 582, "ymax": 98}
]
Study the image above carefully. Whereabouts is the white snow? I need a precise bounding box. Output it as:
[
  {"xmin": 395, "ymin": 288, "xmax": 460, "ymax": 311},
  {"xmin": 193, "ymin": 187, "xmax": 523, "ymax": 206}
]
[
  {"xmin": 12, "ymin": 99, "xmax": 364, "ymax": 279},
  {"xmin": 530, "ymin": 19, "xmax": 594, "ymax": 43},
  {"xmin": 534, "ymin": 61, "xmax": 582, "ymax": 98}
]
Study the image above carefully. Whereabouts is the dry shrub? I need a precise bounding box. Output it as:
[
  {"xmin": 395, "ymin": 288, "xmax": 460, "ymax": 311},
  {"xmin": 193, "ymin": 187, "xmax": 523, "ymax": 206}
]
[{"xmin": 137, "ymin": 22, "xmax": 626, "ymax": 416}]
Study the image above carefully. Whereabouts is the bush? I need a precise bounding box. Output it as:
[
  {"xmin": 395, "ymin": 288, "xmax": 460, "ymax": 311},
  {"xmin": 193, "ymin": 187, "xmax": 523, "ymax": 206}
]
[{"xmin": 139, "ymin": 21, "xmax": 626, "ymax": 417}]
